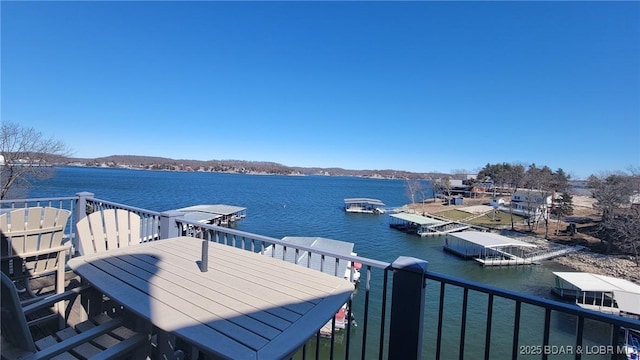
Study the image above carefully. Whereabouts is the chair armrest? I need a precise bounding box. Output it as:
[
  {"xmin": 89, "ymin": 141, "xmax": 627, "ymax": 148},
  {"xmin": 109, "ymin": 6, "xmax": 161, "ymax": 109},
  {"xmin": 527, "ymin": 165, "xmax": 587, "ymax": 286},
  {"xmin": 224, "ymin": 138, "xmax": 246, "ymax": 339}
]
[{"xmin": 22, "ymin": 285, "xmax": 92, "ymax": 316}]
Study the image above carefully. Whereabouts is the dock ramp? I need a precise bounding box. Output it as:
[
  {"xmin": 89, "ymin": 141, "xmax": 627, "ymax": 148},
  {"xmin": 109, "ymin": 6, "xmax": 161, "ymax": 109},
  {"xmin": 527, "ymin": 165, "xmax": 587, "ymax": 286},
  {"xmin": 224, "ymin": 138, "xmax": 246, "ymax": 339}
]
[{"xmin": 526, "ymin": 245, "xmax": 586, "ymax": 262}]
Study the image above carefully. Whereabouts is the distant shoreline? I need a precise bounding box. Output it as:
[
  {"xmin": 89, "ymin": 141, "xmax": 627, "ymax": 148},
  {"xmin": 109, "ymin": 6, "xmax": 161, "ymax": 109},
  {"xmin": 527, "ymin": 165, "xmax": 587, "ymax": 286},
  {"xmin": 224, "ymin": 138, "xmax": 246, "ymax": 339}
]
[{"xmin": 62, "ymin": 163, "xmax": 407, "ymax": 179}]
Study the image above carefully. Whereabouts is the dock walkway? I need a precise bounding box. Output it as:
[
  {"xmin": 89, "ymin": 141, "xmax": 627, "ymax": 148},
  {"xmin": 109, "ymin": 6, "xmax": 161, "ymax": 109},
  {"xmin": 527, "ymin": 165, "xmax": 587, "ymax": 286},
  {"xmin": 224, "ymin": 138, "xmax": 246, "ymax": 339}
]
[
  {"xmin": 526, "ymin": 244, "xmax": 586, "ymax": 262},
  {"xmin": 420, "ymin": 221, "xmax": 472, "ymax": 236},
  {"xmin": 390, "ymin": 212, "xmax": 484, "ymax": 237}
]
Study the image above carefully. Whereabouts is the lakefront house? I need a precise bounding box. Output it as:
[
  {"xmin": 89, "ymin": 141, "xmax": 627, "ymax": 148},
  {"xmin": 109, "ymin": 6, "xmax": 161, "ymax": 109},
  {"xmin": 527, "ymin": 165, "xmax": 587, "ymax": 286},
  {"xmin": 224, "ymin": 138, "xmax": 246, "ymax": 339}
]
[{"xmin": 509, "ymin": 188, "xmax": 554, "ymax": 220}]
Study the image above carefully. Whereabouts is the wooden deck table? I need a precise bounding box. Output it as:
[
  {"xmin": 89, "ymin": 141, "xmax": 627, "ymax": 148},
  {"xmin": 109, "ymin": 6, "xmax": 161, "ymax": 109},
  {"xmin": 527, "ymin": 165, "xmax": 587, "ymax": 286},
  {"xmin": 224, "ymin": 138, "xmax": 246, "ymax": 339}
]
[{"xmin": 67, "ymin": 236, "xmax": 354, "ymax": 360}]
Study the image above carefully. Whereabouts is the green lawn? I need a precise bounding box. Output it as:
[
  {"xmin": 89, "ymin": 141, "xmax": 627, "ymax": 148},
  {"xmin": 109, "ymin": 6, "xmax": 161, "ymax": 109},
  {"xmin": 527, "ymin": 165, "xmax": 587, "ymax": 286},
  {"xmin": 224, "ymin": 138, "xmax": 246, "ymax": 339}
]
[
  {"xmin": 433, "ymin": 209, "xmax": 470, "ymax": 221},
  {"xmin": 433, "ymin": 209, "xmax": 525, "ymax": 226}
]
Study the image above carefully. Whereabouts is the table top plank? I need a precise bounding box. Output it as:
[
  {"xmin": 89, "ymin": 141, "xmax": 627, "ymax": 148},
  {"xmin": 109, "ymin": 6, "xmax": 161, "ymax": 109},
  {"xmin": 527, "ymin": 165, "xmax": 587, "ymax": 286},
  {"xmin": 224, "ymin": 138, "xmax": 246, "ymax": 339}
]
[{"xmin": 68, "ymin": 236, "xmax": 354, "ymax": 360}]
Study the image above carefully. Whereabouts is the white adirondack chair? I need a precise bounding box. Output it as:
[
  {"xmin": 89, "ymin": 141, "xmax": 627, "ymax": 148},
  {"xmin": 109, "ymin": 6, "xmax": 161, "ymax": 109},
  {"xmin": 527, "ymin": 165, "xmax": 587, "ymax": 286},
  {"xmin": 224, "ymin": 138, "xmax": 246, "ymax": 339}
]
[
  {"xmin": 1, "ymin": 207, "xmax": 72, "ymax": 329},
  {"xmin": 1, "ymin": 207, "xmax": 71, "ymax": 292},
  {"xmin": 76, "ymin": 209, "xmax": 141, "ymax": 256}
]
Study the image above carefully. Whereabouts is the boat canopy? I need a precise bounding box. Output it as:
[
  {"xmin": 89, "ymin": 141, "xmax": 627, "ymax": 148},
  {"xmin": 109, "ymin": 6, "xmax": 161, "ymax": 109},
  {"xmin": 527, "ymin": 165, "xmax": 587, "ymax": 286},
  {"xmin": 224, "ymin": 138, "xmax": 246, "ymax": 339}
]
[
  {"xmin": 390, "ymin": 213, "xmax": 445, "ymax": 226},
  {"xmin": 451, "ymin": 231, "xmax": 538, "ymax": 249},
  {"xmin": 344, "ymin": 198, "xmax": 385, "ymax": 206}
]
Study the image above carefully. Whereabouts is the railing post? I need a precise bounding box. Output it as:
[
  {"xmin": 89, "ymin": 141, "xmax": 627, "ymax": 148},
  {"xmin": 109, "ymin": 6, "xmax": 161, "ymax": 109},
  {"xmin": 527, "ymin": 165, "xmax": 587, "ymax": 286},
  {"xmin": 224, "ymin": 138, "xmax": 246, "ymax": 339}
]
[
  {"xmin": 73, "ymin": 192, "xmax": 94, "ymax": 252},
  {"xmin": 388, "ymin": 256, "xmax": 428, "ymax": 360},
  {"xmin": 75, "ymin": 192, "xmax": 95, "ymax": 223},
  {"xmin": 159, "ymin": 210, "xmax": 184, "ymax": 239}
]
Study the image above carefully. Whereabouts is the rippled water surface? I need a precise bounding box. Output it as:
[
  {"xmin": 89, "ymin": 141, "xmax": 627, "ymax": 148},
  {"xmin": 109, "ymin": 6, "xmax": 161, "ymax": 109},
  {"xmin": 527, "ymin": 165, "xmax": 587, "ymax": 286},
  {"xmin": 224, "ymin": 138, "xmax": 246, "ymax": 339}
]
[{"xmin": 27, "ymin": 167, "xmax": 613, "ymax": 359}]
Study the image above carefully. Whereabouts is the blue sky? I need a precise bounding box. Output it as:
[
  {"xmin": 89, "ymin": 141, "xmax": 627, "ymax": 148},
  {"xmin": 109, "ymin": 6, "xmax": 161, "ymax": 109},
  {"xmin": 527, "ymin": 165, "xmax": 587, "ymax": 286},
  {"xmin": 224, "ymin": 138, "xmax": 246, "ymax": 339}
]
[{"xmin": 2, "ymin": 1, "xmax": 638, "ymax": 179}]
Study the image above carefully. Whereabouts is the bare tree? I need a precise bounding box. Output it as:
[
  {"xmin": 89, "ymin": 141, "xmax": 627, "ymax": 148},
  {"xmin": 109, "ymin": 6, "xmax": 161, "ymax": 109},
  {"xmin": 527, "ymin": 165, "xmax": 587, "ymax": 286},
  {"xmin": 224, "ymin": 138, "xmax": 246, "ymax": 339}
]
[
  {"xmin": 404, "ymin": 178, "xmax": 424, "ymax": 205},
  {"xmin": 605, "ymin": 206, "xmax": 640, "ymax": 266},
  {"xmin": 478, "ymin": 162, "xmax": 525, "ymax": 230},
  {"xmin": 587, "ymin": 172, "xmax": 637, "ymax": 253},
  {"xmin": 552, "ymin": 191, "xmax": 574, "ymax": 235},
  {"xmin": 432, "ymin": 177, "xmax": 453, "ymax": 204},
  {"xmin": 1, "ymin": 121, "xmax": 71, "ymax": 199},
  {"xmin": 520, "ymin": 164, "xmax": 571, "ymax": 238}
]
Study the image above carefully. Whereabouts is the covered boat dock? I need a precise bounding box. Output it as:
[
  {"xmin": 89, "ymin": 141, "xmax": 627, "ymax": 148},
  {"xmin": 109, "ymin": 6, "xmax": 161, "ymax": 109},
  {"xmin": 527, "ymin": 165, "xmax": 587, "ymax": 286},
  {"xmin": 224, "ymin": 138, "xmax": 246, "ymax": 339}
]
[
  {"xmin": 262, "ymin": 236, "xmax": 361, "ymax": 285},
  {"xmin": 344, "ymin": 198, "xmax": 386, "ymax": 214},
  {"xmin": 445, "ymin": 231, "xmax": 537, "ymax": 265},
  {"xmin": 262, "ymin": 236, "xmax": 361, "ymax": 339},
  {"xmin": 552, "ymin": 272, "xmax": 640, "ymax": 316},
  {"xmin": 174, "ymin": 204, "xmax": 247, "ymax": 226},
  {"xmin": 389, "ymin": 213, "xmax": 471, "ymax": 236}
]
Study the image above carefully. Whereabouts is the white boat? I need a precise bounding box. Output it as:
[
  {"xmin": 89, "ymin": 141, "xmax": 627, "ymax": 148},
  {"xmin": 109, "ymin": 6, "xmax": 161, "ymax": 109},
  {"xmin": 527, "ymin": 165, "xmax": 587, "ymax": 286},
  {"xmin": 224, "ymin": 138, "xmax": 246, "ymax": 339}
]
[{"xmin": 344, "ymin": 198, "xmax": 386, "ymax": 214}]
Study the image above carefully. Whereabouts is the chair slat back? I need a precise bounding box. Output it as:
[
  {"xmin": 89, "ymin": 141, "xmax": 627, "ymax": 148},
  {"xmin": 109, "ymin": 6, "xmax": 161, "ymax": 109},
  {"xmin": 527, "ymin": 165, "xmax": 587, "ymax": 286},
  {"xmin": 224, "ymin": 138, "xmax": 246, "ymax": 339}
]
[
  {"xmin": 119, "ymin": 209, "xmax": 141, "ymax": 248},
  {"xmin": 0, "ymin": 207, "xmax": 71, "ymax": 277},
  {"xmin": 0, "ymin": 272, "xmax": 37, "ymax": 353},
  {"xmin": 77, "ymin": 209, "xmax": 141, "ymax": 256}
]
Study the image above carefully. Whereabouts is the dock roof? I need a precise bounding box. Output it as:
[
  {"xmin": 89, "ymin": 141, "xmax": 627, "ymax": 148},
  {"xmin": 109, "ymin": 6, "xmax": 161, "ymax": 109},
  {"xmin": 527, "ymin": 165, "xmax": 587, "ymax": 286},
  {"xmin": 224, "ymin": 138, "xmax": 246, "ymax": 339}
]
[
  {"xmin": 264, "ymin": 236, "xmax": 355, "ymax": 279},
  {"xmin": 176, "ymin": 204, "xmax": 246, "ymax": 216},
  {"xmin": 181, "ymin": 211, "xmax": 222, "ymax": 222},
  {"xmin": 451, "ymin": 231, "xmax": 537, "ymax": 248},
  {"xmin": 553, "ymin": 272, "xmax": 640, "ymax": 315},
  {"xmin": 389, "ymin": 213, "xmax": 445, "ymax": 226},
  {"xmin": 613, "ymin": 290, "xmax": 640, "ymax": 315},
  {"xmin": 344, "ymin": 198, "xmax": 385, "ymax": 206},
  {"xmin": 553, "ymin": 272, "xmax": 640, "ymax": 293}
]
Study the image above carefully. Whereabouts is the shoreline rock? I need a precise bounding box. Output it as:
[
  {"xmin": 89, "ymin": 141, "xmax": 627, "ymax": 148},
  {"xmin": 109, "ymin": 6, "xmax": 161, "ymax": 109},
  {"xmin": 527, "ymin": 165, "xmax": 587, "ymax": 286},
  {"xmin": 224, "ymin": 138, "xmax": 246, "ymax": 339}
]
[{"xmin": 553, "ymin": 251, "xmax": 640, "ymax": 284}]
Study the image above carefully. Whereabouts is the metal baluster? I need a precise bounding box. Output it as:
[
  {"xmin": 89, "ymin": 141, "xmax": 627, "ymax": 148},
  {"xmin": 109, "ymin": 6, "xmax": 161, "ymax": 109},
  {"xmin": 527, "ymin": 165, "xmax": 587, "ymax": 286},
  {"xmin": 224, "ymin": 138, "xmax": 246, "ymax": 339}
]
[{"xmin": 484, "ymin": 294, "xmax": 494, "ymax": 360}]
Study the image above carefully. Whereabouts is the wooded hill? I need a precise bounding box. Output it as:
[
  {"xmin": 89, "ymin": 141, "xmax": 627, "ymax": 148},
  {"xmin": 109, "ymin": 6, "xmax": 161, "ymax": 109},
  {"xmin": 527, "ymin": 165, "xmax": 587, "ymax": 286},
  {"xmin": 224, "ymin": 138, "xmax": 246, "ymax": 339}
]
[{"xmin": 65, "ymin": 155, "xmax": 448, "ymax": 180}]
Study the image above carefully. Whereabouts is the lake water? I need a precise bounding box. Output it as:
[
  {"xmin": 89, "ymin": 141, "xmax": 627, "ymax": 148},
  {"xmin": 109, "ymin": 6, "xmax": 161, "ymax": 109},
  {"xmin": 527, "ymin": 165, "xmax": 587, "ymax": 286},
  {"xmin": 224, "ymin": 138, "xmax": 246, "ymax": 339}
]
[{"xmin": 25, "ymin": 167, "xmax": 615, "ymax": 359}]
